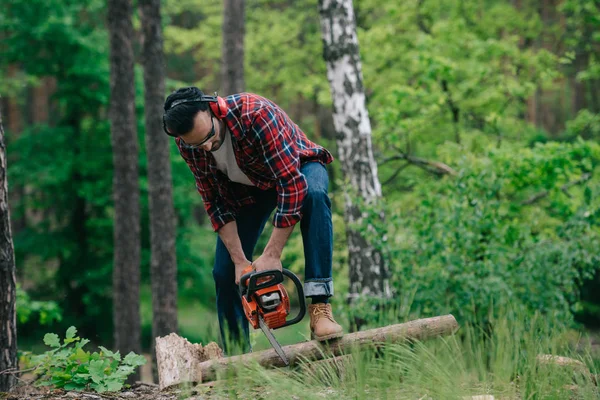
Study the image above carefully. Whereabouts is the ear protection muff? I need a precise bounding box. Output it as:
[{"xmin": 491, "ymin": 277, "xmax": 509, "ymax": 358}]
[
  {"xmin": 166, "ymin": 92, "xmax": 228, "ymax": 119},
  {"xmin": 207, "ymin": 95, "xmax": 228, "ymax": 119}
]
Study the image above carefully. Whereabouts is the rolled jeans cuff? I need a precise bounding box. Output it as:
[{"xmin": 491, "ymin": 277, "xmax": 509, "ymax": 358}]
[{"xmin": 304, "ymin": 279, "xmax": 334, "ymax": 297}]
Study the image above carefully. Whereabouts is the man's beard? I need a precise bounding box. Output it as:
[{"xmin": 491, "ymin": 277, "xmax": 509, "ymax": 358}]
[{"xmin": 209, "ymin": 128, "xmax": 227, "ymax": 152}]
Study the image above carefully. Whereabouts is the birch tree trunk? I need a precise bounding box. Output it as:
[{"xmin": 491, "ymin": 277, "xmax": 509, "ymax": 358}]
[
  {"xmin": 221, "ymin": 0, "xmax": 245, "ymax": 95},
  {"xmin": 317, "ymin": 0, "xmax": 391, "ymax": 304},
  {"xmin": 108, "ymin": 0, "xmax": 142, "ymax": 382},
  {"xmin": 139, "ymin": 0, "xmax": 179, "ymax": 383},
  {"xmin": 0, "ymin": 101, "xmax": 17, "ymax": 393}
]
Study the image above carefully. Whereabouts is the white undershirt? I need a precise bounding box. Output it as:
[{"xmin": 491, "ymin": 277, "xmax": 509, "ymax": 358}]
[{"xmin": 211, "ymin": 129, "xmax": 255, "ymax": 186}]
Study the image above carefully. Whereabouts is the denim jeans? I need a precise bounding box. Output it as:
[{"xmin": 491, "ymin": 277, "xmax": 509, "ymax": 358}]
[{"xmin": 212, "ymin": 161, "xmax": 334, "ymax": 353}]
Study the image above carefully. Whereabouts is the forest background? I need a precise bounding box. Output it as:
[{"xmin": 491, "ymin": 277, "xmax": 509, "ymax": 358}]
[{"xmin": 1, "ymin": 0, "xmax": 600, "ymax": 390}]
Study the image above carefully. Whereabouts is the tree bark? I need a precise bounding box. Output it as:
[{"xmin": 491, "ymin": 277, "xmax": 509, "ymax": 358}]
[
  {"xmin": 6, "ymin": 65, "xmax": 26, "ymax": 237},
  {"xmin": 139, "ymin": 0, "xmax": 179, "ymax": 384},
  {"xmin": 317, "ymin": 0, "xmax": 390, "ymax": 304},
  {"xmin": 0, "ymin": 100, "xmax": 18, "ymax": 393},
  {"xmin": 108, "ymin": 0, "xmax": 141, "ymax": 382},
  {"xmin": 221, "ymin": 0, "xmax": 245, "ymax": 95},
  {"xmin": 157, "ymin": 315, "xmax": 458, "ymax": 387}
]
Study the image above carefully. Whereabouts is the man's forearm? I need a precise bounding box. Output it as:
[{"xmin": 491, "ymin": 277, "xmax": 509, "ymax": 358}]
[
  {"xmin": 218, "ymin": 221, "xmax": 247, "ymax": 264},
  {"xmin": 263, "ymin": 226, "xmax": 295, "ymax": 258}
]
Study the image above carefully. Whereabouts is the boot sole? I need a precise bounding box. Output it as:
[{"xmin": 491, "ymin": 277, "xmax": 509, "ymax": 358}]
[{"xmin": 311, "ymin": 331, "xmax": 344, "ymax": 342}]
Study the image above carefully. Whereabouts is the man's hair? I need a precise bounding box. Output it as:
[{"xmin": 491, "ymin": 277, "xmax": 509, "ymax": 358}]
[{"xmin": 163, "ymin": 87, "xmax": 209, "ymax": 137}]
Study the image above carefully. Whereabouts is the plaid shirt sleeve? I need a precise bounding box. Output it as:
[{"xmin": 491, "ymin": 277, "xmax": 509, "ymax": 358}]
[
  {"xmin": 252, "ymin": 107, "xmax": 308, "ymax": 228},
  {"xmin": 176, "ymin": 139, "xmax": 236, "ymax": 231}
]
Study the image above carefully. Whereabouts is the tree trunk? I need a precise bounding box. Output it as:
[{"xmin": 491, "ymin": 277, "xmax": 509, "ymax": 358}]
[
  {"xmin": 221, "ymin": 0, "xmax": 245, "ymax": 95},
  {"xmin": 155, "ymin": 334, "xmax": 223, "ymax": 390},
  {"xmin": 139, "ymin": 0, "xmax": 179, "ymax": 384},
  {"xmin": 6, "ymin": 65, "xmax": 26, "ymax": 237},
  {"xmin": 0, "ymin": 100, "xmax": 18, "ymax": 393},
  {"xmin": 107, "ymin": 0, "xmax": 141, "ymax": 381},
  {"xmin": 156, "ymin": 315, "xmax": 459, "ymax": 387},
  {"xmin": 31, "ymin": 77, "xmax": 53, "ymax": 125},
  {"xmin": 317, "ymin": 0, "xmax": 391, "ymax": 306}
]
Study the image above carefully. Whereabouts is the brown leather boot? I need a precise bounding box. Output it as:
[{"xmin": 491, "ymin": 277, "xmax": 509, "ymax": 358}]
[{"xmin": 308, "ymin": 303, "xmax": 344, "ymax": 341}]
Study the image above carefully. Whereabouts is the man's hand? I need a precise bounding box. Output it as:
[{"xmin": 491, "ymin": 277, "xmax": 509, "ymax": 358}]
[
  {"xmin": 252, "ymin": 254, "xmax": 283, "ymax": 274},
  {"xmin": 234, "ymin": 259, "xmax": 253, "ymax": 285}
]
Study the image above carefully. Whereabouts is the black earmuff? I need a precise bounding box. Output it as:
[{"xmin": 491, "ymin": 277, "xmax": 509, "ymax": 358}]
[{"xmin": 167, "ymin": 93, "xmax": 227, "ymax": 119}]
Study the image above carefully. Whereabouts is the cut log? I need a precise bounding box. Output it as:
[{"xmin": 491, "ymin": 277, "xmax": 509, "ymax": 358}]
[
  {"xmin": 536, "ymin": 354, "xmax": 598, "ymax": 386},
  {"xmin": 155, "ymin": 333, "xmax": 223, "ymax": 390},
  {"xmin": 156, "ymin": 314, "xmax": 458, "ymax": 387},
  {"xmin": 536, "ymin": 354, "xmax": 587, "ymax": 371}
]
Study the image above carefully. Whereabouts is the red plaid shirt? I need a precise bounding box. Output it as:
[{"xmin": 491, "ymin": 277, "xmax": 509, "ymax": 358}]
[{"xmin": 176, "ymin": 93, "xmax": 334, "ymax": 232}]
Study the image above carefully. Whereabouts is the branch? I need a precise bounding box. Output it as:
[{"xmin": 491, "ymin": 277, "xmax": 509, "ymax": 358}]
[
  {"xmin": 441, "ymin": 79, "xmax": 461, "ymax": 144},
  {"xmin": 0, "ymin": 366, "xmax": 40, "ymax": 376},
  {"xmin": 416, "ymin": 0, "xmax": 432, "ymax": 34},
  {"xmin": 381, "ymin": 152, "xmax": 457, "ymax": 177},
  {"xmin": 382, "ymin": 163, "xmax": 410, "ymax": 185},
  {"xmin": 521, "ymin": 173, "xmax": 592, "ymax": 206}
]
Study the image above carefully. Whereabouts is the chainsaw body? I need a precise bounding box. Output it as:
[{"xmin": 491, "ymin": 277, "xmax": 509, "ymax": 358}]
[{"xmin": 238, "ymin": 267, "xmax": 306, "ymax": 330}]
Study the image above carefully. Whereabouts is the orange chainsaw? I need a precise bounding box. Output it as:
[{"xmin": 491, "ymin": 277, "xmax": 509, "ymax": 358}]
[{"xmin": 238, "ymin": 266, "xmax": 306, "ymax": 366}]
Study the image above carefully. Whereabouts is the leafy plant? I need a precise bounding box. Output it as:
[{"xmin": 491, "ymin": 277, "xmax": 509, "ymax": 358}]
[
  {"xmin": 23, "ymin": 327, "xmax": 146, "ymax": 393},
  {"xmin": 356, "ymin": 139, "xmax": 600, "ymax": 329},
  {"xmin": 16, "ymin": 284, "xmax": 62, "ymax": 325}
]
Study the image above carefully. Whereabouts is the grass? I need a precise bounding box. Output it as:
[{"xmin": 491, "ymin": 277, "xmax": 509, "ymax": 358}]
[
  {"xmin": 139, "ymin": 287, "xmax": 600, "ymax": 398},
  {"xmin": 15, "ymin": 289, "xmax": 600, "ymax": 399},
  {"xmin": 188, "ymin": 311, "xmax": 600, "ymax": 400}
]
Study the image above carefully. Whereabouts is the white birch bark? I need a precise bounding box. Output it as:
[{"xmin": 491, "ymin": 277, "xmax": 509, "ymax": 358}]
[{"xmin": 318, "ymin": 0, "xmax": 391, "ymax": 300}]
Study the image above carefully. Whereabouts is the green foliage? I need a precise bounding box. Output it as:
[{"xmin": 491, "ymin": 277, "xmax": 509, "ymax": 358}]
[
  {"xmin": 359, "ymin": 0, "xmax": 558, "ymax": 161},
  {"xmin": 565, "ymin": 109, "xmax": 600, "ymax": 140},
  {"xmin": 16, "ymin": 285, "xmax": 62, "ymax": 325},
  {"xmin": 560, "ymin": 0, "xmax": 600, "ymax": 81},
  {"xmin": 4, "ymin": 0, "xmax": 600, "ymax": 357},
  {"xmin": 359, "ymin": 139, "xmax": 600, "ymax": 328},
  {"xmin": 22, "ymin": 327, "xmax": 146, "ymax": 393}
]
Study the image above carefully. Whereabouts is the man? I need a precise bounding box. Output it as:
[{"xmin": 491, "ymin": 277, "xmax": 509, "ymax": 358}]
[{"xmin": 162, "ymin": 87, "xmax": 343, "ymax": 352}]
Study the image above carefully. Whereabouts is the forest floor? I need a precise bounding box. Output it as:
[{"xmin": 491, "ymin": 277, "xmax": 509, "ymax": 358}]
[
  {"xmin": 2, "ymin": 382, "xmax": 188, "ymax": 400},
  {"xmin": 3, "ymin": 329, "xmax": 599, "ymax": 399}
]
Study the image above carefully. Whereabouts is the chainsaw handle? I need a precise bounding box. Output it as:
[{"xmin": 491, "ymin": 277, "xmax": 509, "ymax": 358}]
[
  {"xmin": 238, "ymin": 269, "xmax": 284, "ymax": 300},
  {"xmin": 278, "ymin": 269, "xmax": 306, "ymax": 329}
]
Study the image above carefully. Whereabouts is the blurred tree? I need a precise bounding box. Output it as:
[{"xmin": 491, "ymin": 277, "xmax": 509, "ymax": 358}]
[
  {"xmin": 0, "ymin": 101, "xmax": 17, "ymax": 392},
  {"xmin": 560, "ymin": 0, "xmax": 600, "ymax": 115},
  {"xmin": 139, "ymin": 0, "xmax": 178, "ymax": 382},
  {"xmin": 108, "ymin": 0, "xmax": 141, "ymax": 380},
  {"xmin": 318, "ymin": 0, "xmax": 391, "ymax": 321},
  {"xmin": 1, "ymin": 0, "xmax": 117, "ymax": 341},
  {"xmin": 221, "ymin": 0, "xmax": 245, "ymax": 95},
  {"xmin": 5, "ymin": 65, "xmax": 26, "ymax": 238}
]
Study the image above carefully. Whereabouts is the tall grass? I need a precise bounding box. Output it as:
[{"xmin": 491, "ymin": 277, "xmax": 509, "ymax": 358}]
[{"xmin": 201, "ymin": 309, "xmax": 599, "ymax": 400}]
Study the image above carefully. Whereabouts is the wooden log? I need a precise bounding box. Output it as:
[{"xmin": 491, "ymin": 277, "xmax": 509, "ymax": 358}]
[
  {"xmin": 189, "ymin": 314, "xmax": 458, "ymax": 384},
  {"xmin": 155, "ymin": 333, "xmax": 223, "ymax": 390},
  {"xmin": 536, "ymin": 354, "xmax": 598, "ymax": 386},
  {"xmin": 536, "ymin": 354, "xmax": 587, "ymax": 371}
]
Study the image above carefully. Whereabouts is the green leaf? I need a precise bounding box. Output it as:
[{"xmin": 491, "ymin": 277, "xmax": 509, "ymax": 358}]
[
  {"xmin": 91, "ymin": 382, "xmax": 108, "ymax": 393},
  {"xmin": 69, "ymin": 348, "xmax": 90, "ymax": 364},
  {"xmin": 98, "ymin": 346, "xmax": 120, "ymax": 361},
  {"xmin": 104, "ymin": 379, "xmax": 123, "ymax": 392},
  {"xmin": 65, "ymin": 326, "xmax": 77, "ymax": 340},
  {"xmin": 88, "ymin": 359, "xmax": 107, "ymax": 384},
  {"xmin": 44, "ymin": 333, "xmax": 60, "ymax": 348},
  {"xmin": 122, "ymin": 352, "xmax": 146, "ymax": 367}
]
